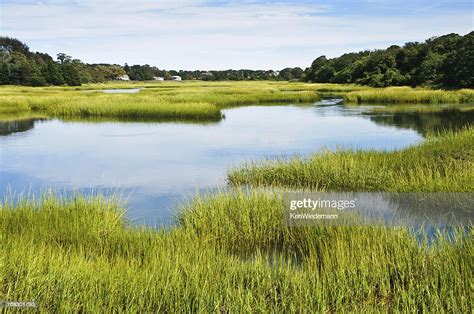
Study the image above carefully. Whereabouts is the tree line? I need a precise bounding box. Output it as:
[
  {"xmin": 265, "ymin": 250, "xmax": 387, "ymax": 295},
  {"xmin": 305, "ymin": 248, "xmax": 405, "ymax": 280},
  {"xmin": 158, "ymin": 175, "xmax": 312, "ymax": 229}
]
[
  {"xmin": 1, "ymin": 32, "xmax": 472, "ymax": 88},
  {"xmin": 0, "ymin": 37, "xmax": 127, "ymax": 86},
  {"xmin": 0, "ymin": 37, "xmax": 304, "ymax": 86},
  {"xmin": 104, "ymin": 65, "xmax": 304, "ymax": 82},
  {"xmin": 303, "ymin": 31, "xmax": 473, "ymax": 88}
]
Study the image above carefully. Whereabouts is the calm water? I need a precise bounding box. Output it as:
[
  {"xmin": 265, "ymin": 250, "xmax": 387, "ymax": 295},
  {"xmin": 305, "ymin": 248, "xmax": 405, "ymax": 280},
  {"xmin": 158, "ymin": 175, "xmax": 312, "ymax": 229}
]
[
  {"xmin": 1, "ymin": 100, "xmax": 472, "ymax": 226},
  {"xmin": 102, "ymin": 88, "xmax": 141, "ymax": 93}
]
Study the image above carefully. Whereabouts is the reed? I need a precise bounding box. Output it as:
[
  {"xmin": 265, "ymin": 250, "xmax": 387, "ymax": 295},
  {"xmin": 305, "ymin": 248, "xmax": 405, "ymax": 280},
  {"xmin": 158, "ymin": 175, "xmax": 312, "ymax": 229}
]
[
  {"xmin": 228, "ymin": 126, "xmax": 474, "ymax": 192},
  {"xmin": 0, "ymin": 81, "xmax": 321, "ymax": 121},
  {"xmin": 2, "ymin": 82, "xmax": 472, "ymax": 121},
  {"xmin": 345, "ymin": 87, "xmax": 474, "ymax": 104},
  {"xmin": 1, "ymin": 191, "xmax": 471, "ymax": 312},
  {"xmin": 1, "ymin": 82, "xmax": 473, "ymax": 311}
]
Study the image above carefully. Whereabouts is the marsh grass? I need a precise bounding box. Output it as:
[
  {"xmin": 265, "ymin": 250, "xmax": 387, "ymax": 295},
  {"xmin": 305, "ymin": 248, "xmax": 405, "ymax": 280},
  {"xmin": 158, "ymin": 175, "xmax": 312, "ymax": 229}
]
[
  {"xmin": 0, "ymin": 82, "xmax": 321, "ymax": 121},
  {"xmin": 369, "ymin": 104, "xmax": 474, "ymax": 113},
  {"xmin": 345, "ymin": 87, "xmax": 474, "ymax": 104},
  {"xmin": 1, "ymin": 191, "xmax": 471, "ymax": 312},
  {"xmin": 1, "ymin": 82, "xmax": 473, "ymax": 121},
  {"xmin": 0, "ymin": 111, "xmax": 47, "ymax": 121},
  {"xmin": 1, "ymin": 81, "xmax": 473, "ymax": 311},
  {"xmin": 229, "ymin": 126, "xmax": 474, "ymax": 192}
]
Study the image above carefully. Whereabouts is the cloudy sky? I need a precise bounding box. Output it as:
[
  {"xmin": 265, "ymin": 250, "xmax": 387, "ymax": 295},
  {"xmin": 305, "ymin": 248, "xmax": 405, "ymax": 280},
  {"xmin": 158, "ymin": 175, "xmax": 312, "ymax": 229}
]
[{"xmin": 1, "ymin": 0, "xmax": 472, "ymax": 70}]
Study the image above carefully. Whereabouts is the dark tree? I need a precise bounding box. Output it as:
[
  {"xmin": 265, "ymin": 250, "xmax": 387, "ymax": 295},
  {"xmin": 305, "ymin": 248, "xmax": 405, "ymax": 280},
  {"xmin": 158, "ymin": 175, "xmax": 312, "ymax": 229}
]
[{"xmin": 304, "ymin": 32, "xmax": 473, "ymax": 88}]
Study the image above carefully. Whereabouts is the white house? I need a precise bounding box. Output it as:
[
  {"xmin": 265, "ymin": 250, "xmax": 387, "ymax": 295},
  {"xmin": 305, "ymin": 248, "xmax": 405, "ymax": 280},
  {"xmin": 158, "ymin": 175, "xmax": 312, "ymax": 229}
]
[
  {"xmin": 116, "ymin": 74, "xmax": 130, "ymax": 81},
  {"xmin": 153, "ymin": 76, "xmax": 165, "ymax": 81},
  {"xmin": 171, "ymin": 76, "xmax": 182, "ymax": 81}
]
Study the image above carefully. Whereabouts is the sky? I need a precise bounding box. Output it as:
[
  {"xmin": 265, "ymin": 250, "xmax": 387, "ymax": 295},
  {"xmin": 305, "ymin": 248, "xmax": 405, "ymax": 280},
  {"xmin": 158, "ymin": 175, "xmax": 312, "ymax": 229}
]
[{"xmin": 1, "ymin": 0, "xmax": 473, "ymax": 70}]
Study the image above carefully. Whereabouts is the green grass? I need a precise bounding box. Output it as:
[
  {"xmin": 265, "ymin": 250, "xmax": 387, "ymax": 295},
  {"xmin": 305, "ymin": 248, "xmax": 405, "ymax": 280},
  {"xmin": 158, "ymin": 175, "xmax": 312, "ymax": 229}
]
[
  {"xmin": 229, "ymin": 126, "xmax": 474, "ymax": 192},
  {"xmin": 345, "ymin": 86, "xmax": 474, "ymax": 104},
  {"xmin": 366, "ymin": 107, "xmax": 474, "ymax": 137},
  {"xmin": 0, "ymin": 81, "xmax": 321, "ymax": 121},
  {"xmin": 2, "ymin": 82, "xmax": 473, "ymax": 121},
  {"xmin": 369, "ymin": 104, "xmax": 474, "ymax": 113},
  {"xmin": 1, "ymin": 81, "xmax": 473, "ymax": 311},
  {"xmin": 1, "ymin": 192, "xmax": 471, "ymax": 312}
]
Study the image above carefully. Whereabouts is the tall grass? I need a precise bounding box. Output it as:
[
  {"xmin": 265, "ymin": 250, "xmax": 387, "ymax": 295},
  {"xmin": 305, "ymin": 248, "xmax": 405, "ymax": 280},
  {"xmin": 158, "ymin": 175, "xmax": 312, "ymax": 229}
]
[
  {"xmin": 229, "ymin": 126, "xmax": 474, "ymax": 192},
  {"xmin": 369, "ymin": 104, "xmax": 474, "ymax": 113},
  {"xmin": 1, "ymin": 81, "xmax": 473, "ymax": 311},
  {"xmin": 0, "ymin": 81, "xmax": 320, "ymax": 121},
  {"xmin": 2, "ymin": 82, "xmax": 472, "ymax": 121},
  {"xmin": 345, "ymin": 86, "xmax": 474, "ymax": 104},
  {"xmin": 1, "ymin": 192, "xmax": 471, "ymax": 312}
]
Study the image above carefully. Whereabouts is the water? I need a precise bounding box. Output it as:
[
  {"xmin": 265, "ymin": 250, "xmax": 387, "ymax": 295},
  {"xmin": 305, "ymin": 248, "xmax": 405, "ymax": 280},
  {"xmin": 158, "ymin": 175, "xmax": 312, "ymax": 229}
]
[
  {"xmin": 1, "ymin": 101, "xmax": 471, "ymax": 226},
  {"xmin": 102, "ymin": 88, "xmax": 141, "ymax": 94}
]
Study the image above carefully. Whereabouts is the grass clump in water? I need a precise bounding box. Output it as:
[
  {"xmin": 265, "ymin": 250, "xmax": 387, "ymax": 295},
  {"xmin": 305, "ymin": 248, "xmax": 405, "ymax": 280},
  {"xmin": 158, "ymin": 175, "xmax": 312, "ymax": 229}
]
[
  {"xmin": 1, "ymin": 191, "xmax": 472, "ymax": 312},
  {"xmin": 229, "ymin": 126, "xmax": 474, "ymax": 192},
  {"xmin": 345, "ymin": 86, "xmax": 474, "ymax": 104}
]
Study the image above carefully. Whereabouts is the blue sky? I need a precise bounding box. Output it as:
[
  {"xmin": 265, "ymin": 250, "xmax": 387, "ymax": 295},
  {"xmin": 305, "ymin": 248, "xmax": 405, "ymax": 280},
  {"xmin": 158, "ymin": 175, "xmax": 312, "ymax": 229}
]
[{"xmin": 1, "ymin": 0, "xmax": 472, "ymax": 70}]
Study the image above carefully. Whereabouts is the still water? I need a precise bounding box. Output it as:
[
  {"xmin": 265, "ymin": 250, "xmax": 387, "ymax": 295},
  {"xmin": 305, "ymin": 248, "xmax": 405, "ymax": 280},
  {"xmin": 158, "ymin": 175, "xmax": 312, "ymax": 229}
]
[
  {"xmin": 1, "ymin": 100, "xmax": 471, "ymax": 226},
  {"xmin": 102, "ymin": 88, "xmax": 141, "ymax": 93}
]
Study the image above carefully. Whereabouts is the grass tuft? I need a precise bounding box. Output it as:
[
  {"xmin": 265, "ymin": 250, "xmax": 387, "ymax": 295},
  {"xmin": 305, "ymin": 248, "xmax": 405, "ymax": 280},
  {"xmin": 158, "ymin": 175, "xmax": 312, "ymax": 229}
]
[
  {"xmin": 228, "ymin": 126, "xmax": 474, "ymax": 192},
  {"xmin": 1, "ymin": 191, "xmax": 472, "ymax": 312},
  {"xmin": 345, "ymin": 87, "xmax": 474, "ymax": 104}
]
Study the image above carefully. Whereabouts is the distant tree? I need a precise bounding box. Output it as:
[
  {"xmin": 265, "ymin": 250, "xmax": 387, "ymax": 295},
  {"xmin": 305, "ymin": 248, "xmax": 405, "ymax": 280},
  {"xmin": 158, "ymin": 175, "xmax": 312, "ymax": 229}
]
[
  {"xmin": 419, "ymin": 52, "xmax": 445, "ymax": 86},
  {"xmin": 126, "ymin": 64, "xmax": 155, "ymax": 80},
  {"xmin": 304, "ymin": 32, "xmax": 473, "ymax": 88},
  {"xmin": 331, "ymin": 67, "xmax": 352, "ymax": 83},
  {"xmin": 7, "ymin": 52, "xmax": 33, "ymax": 84},
  {"xmin": 30, "ymin": 72, "xmax": 48, "ymax": 86},
  {"xmin": 0, "ymin": 37, "xmax": 31, "ymax": 55},
  {"xmin": 61, "ymin": 62, "xmax": 81, "ymax": 86},
  {"xmin": 314, "ymin": 64, "xmax": 335, "ymax": 83},
  {"xmin": 0, "ymin": 51, "xmax": 10, "ymax": 84},
  {"xmin": 42, "ymin": 60, "xmax": 65, "ymax": 85},
  {"xmin": 279, "ymin": 68, "xmax": 294, "ymax": 80},
  {"xmin": 291, "ymin": 67, "xmax": 303, "ymax": 79},
  {"xmin": 440, "ymin": 31, "xmax": 474, "ymax": 88},
  {"xmin": 57, "ymin": 53, "xmax": 72, "ymax": 65},
  {"xmin": 91, "ymin": 64, "xmax": 125, "ymax": 81},
  {"xmin": 306, "ymin": 56, "xmax": 328, "ymax": 82},
  {"xmin": 1, "ymin": 33, "xmax": 471, "ymax": 88}
]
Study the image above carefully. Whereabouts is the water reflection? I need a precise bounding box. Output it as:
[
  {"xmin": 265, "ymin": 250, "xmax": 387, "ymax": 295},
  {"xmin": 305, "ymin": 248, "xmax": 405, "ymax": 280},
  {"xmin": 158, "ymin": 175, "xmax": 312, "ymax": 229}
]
[
  {"xmin": 2, "ymin": 105, "xmax": 472, "ymax": 138},
  {"xmin": 0, "ymin": 119, "xmax": 41, "ymax": 136},
  {"xmin": 284, "ymin": 192, "xmax": 473, "ymax": 227},
  {"xmin": 1, "ymin": 102, "xmax": 472, "ymax": 226},
  {"xmin": 369, "ymin": 109, "xmax": 474, "ymax": 136},
  {"xmin": 102, "ymin": 88, "xmax": 141, "ymax": 94}
]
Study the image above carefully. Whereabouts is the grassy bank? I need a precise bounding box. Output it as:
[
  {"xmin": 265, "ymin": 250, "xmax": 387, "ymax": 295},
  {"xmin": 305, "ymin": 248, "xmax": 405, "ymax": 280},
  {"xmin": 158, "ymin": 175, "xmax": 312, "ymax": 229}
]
[
  {"xmin": 2, "ymin": 82, "xmax": 473, "ymax": 121},
  {"xmin": 369, "ymin": 104, "xmax": 474, "ymax": 113},
  {"xmin": 1, "ymin": 99, "xmax": 473, "ymax": 311},
  {"xmin": 229, "ymin": 126, "xmax": 474, "ymax": 192},
  {"xmin": 345, "ymin": 86, "xmax": 474, "ymax": 104},
  {"xmin": 0, "ymin": 81, "xmax": 320, "ymax": 121},
  {"xmin": 1, "ymin": 192, "xmax": 471, "ymax": 312}
]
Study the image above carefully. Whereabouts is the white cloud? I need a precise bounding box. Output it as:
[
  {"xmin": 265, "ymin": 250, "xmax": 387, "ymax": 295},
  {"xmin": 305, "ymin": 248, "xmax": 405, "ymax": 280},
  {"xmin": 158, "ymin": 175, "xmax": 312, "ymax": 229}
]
[{"xmin": 1, "ymin": 0, "xmax": 472, "ymax": 69}]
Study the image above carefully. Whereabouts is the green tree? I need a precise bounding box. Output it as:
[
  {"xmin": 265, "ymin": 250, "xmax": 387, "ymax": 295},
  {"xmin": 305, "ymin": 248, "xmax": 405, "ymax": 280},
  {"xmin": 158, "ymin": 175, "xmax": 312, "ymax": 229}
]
[
  {"xmin": 42, "ymin": 60, "xmax": 65, "ymax": 85},
  {"xmin": 8, "ymin": 52, "xmax": 33, "ymax": 84},
  {"xmin": 57, "ymin": 53, "xmax": 72, "ymax": 65},
  {"xmin": 440, "ymin": 31, "xmax": 474, "ymax": 88},
  {"xmin": 419, "ymin": 52, "xmax": 445, "ymax": 86},
  {"xmin": 61, "ymin": 62, "xmax": 82, "ymax": 86}
]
